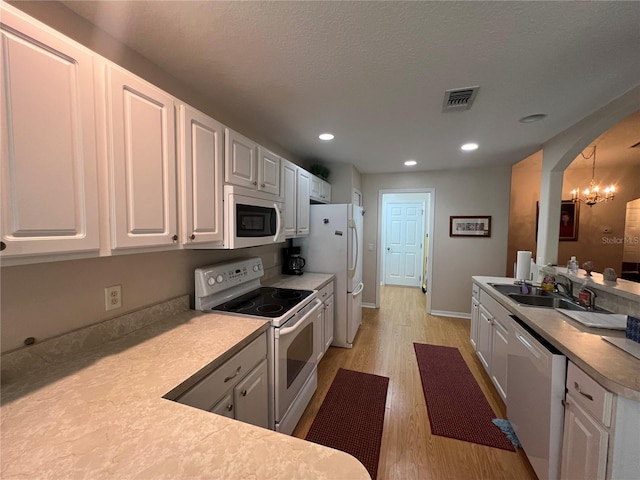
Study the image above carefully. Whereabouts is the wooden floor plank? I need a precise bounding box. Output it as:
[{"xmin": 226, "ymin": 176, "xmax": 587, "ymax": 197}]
[{"xmin": 292, "ymin": 285, "xmax": 538, "ymax": 480}]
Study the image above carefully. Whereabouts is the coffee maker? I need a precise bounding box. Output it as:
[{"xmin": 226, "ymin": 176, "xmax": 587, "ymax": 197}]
[{"xmin": 282, "ymin": 246, "xmax": 306, "ymax": 275}]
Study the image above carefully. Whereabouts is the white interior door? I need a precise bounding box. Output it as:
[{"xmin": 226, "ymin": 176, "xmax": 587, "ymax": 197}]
[{"xmin": 384, "ymin": 202, "xmax": 424, "ymax": 287}]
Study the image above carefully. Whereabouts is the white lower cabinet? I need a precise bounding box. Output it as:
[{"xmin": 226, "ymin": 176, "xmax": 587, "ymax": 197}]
[
  {"xmin": 470, "ymin": 284, "xmax": 480, "ymax": 350},
  {"xmin": 175, "ymin": 332, "xmax": 270, "ymax": 429},
  {"xmin": 473, "ymin": 287, "xmax": 512, "ymax": 403},
  {"xmin": 317, "ymin": 281, "xmax": 335, "ymax": 361},
  {"xmin": 561, "ymin": 392, "xmax": 608, "ymax": 480}
]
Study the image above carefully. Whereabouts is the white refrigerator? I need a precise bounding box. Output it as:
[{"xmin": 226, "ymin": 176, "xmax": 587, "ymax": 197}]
[{"xmin": 297, "ymin": 204, "xmax": 364, "ymax": 348}]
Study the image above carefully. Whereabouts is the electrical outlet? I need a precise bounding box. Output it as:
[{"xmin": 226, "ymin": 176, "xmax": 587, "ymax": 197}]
[{"xmin": 105, "ymin": 285, "xmax": 122, "ymax": 311}]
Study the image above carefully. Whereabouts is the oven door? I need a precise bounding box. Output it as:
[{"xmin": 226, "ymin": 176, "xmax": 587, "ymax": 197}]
[
  {"xmin": 273, "ymin": 299, "xmax": 322, "ymax": 424},
  {"xmin": 224, "ymin": 185, "xmax": 284, "ymax": 249}
]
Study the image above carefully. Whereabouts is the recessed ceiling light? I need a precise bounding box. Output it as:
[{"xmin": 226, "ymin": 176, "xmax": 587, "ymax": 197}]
[
  {"xmin": 319, "ymin": 133, "xmax": 334, "ymax": 141},
  {"xmin": 461, "ymin": 143, "xmax": 478, "ymax": 151},
  {"xmin": 519, "ymin": 113, "xmax": 548, "ymax": 123},
  {"xmin": 404, "ymin": 160, "xmax": 417, "ymax": 166}
]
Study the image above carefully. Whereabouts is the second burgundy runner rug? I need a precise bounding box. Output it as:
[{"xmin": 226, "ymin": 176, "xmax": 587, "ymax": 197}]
[
  {"xmin": 305, "ymin": 368, "xmax": 389, "ymax": 480},
  {"xmin": 413, "ymin": 343, "xmax": 515, "ymax": 451}
]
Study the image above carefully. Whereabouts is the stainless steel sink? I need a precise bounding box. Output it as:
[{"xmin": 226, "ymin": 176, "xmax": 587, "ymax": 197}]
[
  {"xmin": 507, "ymin": 294, "xmax": 586, "ymax": 310},
  {"xmin": 489, "ymin": 283, "xmax": 552, "ymax": 297},
  {"xmin": 488, "ymin": 283, "xmax": 610, "ymax": 313}
]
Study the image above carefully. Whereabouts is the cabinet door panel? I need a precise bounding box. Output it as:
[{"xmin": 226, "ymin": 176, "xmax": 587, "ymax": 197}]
[
  {"xmin": 296, "ymin": 169, "xmax": 310, "ymax": 236},
  {"xmin": 225, "ymin": 128, "xmax": 256, "ymax": 188},
  {"xmin": 258, "ymin": 147, "xmax": 279, "ymax": 195},
  {"xmin": 281, "ymin": 159, "xmax": 297, "ymax": 237},
  {"xmin": 1, "ymin": 10, "xmax": 99, "ymax": 257},
  {"xmin": 107, "ymin": 65, "xmax": 177, "ymax": 249},
  {"xmin": 561, "ymin": 394, "xmax": 608, "ymax": 480},
  {"xmin": 234, "ymin": 358, "xmax": 269, "ymax": 429},
  {"xmin": 180, "ymin": 105, "xmax": 223, "ymax": 246},
  {"xmin": 210, "ymin": 392, "xmax": 235, "ymax": 419},
  {"xmin": 324, "ymin": 294, "xmax": 335, "ymax": 352}
]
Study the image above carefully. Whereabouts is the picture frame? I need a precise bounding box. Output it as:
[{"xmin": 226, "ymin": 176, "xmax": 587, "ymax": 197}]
[
  {"xmin": 559, "ymin": 200, "xmax": 579, "ymax": 241},
  {"xmin": 449, "ymin": 216, "xmax": 491, "ymax": 237},
  {"xmin": 535, "ymin": 200, "xmax": 579, "ymax": 241}
]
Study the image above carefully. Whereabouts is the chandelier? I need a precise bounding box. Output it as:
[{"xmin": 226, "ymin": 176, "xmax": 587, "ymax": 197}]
[{"xmin": 571, "ymin": 145, "xmax": 615, "ymax": 206}]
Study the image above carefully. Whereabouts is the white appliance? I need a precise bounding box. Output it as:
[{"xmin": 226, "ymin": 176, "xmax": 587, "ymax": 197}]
[
  {"xmin": 193, "ymin": 257, "xmax": 322, "ymax": 434},
  {"xmin": 224, "ymin": 185, "xmax": 285, "ymax": 249},
  {"xmin": 507, "ymin": 315, "xmax": 566, "ymax": 480},
  {"xmin": 297, "ymin": 204, "xmax": 364, "ymax": 348}
]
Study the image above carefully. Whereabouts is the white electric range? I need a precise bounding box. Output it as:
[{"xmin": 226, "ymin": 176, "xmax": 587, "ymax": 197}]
[{"xmin": 194, "ymin": 257, "xmax": 322, "ymax": 434}]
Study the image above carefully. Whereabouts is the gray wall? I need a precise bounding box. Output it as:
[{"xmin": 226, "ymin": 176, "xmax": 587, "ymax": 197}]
[{"xmin": 361, "ymin": 166, "xmax": 512, "ymax": 315}]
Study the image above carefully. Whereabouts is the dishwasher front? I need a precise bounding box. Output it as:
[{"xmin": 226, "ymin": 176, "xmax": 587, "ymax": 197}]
[{"xmin": 507, "ymin": 315, "xmax": 566, "ymax": 480}]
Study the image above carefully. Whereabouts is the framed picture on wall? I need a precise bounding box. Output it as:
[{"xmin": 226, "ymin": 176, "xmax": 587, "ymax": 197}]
[
  {"xmin": 536, "ymin": 200, "xmax": 579, "ymax": 241},
  {"xmin": 559, "ymin": 200, "xmax": 579, "ymax": 241},
  {"xmin": 449, "ymin": 216, "xmax": 491, "ymax": 237}
]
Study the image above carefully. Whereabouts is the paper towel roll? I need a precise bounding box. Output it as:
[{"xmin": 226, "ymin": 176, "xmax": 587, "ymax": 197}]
[{"xmin": 516, "ymin": 251, "xmax": 532, "ymax": 280}]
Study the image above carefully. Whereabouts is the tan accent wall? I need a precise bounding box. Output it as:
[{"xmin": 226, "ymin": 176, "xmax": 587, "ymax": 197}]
[{"xmin": 508, "ymin": 152, "xmax": 640, "ymax": 276}]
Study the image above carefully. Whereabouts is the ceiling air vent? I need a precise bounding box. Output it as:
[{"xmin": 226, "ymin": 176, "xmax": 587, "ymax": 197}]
[{"xmin": 442, "ymin": 86, "xmax": 479, "ymax": 112}]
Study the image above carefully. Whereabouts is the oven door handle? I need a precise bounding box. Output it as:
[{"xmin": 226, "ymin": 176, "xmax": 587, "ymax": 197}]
[{"xmin": 276, "ymin": 299, "xmax": 321, "ymax": 338}]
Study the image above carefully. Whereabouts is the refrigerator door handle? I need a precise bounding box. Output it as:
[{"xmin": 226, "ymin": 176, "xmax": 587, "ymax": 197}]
[
  {"xmin": 347, "ymin": 218, "xmax": 358, "ymax": 278},
  {"xmin": 351, "ymin": 282, "xmax": 364, "ymax": 296}
]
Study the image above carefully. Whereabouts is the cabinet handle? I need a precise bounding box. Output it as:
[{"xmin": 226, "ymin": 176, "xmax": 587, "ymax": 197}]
[
  {"xmin": 190, "ymin": 234, "xmax": 196, "ymax": 240},
  {"xmin": 172, "ymin": 234, "xmax": 178, "ymax": 242},
  {"xmin": 573, "ymin": 381, "xmax": 594, "ymax": 401},
  {"xmin": 261, "ymin": 183, "xmax": 265, "ymax": 187},
  {"xmin": 241, "ymin": 390, "xmax": 248, "ymax": 397},
  {"xmin": 253, "ymin": 181, "xmax": 257, "ymax": 186},
  {"xmin": 226, "ymin": 404, "xmax": 233, "ymax": 412},
  {"xmin": 224, "ymin": 366, "xmax": 242, "ymax": 383}
]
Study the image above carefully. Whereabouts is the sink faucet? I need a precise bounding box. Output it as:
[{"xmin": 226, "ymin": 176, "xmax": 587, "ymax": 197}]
[{"xmin": 554, "ymin": 275, "xmax": 574, "ymax": 299}]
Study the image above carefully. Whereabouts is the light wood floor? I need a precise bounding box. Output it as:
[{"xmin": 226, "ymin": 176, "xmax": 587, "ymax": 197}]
[{"xmin": 292, "ymin": 285, "xmax": 538, "ymax": 480}]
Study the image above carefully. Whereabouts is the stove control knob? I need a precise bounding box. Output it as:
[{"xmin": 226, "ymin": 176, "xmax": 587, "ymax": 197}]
[
  {"xmin": 216, "ymin": 274, "xmax": 224, "ymax": 284},
  {"xmin": 253, "ymin": 264, "xmax": 259, "ymax": 272},
  {"xmin": 207, "ymin": 277, "xmax": 215, "ymax": 286}
]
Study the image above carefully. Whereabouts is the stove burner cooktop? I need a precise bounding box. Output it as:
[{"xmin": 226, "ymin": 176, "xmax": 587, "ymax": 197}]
[{"xmin": 212, "ymin": 287, "xmax": 313, "ymax": 318}]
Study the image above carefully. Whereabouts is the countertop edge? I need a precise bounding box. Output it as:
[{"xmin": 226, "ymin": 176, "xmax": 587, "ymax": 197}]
[{"xmin": 473, "ymin": 276, "xmax": 640, "ymax": 401}]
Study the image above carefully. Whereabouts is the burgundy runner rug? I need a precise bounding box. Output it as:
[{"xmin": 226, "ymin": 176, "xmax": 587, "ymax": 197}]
[
  {"xmin": 305, "ymin": 368, "xmax": 389, "ymax": 480},
  {"xmin": 413, "ymin": 343, "xmax": 515, "ymax": 451}
]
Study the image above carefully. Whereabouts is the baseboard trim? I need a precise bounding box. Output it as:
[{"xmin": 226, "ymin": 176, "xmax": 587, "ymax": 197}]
[
  {"xmin": 430, "ymin": 310, "xmax": 471, "ymax": 319},
  {"xmin": 362, "ymin": 303, "xmax": 377, "ymax": 309}
]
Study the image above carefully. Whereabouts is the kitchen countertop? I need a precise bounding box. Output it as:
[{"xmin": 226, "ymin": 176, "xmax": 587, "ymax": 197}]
[
  {"xmin": 0, "ymin": 294, "xmax": 369, "ymax": 479},
  {"xmin": 473, "ymin": 276, "xmax": 640, "ymax": 401},
  {"xmin": 265, "ymin": 272, "xmax": 335, "ymax": 291}
]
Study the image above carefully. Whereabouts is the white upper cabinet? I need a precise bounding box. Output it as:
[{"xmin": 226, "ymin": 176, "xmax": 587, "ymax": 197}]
[
  {"xmin": 310, "ymin": 174, "xmax": 331, "ymax": 203},
  {"xmin": 281, "ymin": 159, "xmax": 298, "ymax": 238},
  {"xmin": 178, "ymin": 104, "xmax": 224, "ymax": 247},
  {"xmin": 296, "ymin": 168, "xmax": 310, "ymax": 236},
  {"xmin": 0, "ymin": 6, "xmax": 100, "ymax": 261},
  {"xmin": 225, "ymin": 128, "xmax": 257, "ymax": 189},
  {"xmin": 225, "ymin": 128, "xmax": 280, "ymax": 195},
  {"xmin": 104, "ymin": 63, "xmax": 178, "ymax": 250},
  {"xmin": 257, "ymin": 146, "xmax": 280, "ymax": 195},
  {"xmin": 280, "ymin": 159, "xmax": 310, "ymax": 238}
]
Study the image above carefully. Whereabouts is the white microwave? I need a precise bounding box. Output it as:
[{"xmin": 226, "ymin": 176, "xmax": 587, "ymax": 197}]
[{"xmin": 224, "ymin": 185, "xmax": 285, "ymax": 249}]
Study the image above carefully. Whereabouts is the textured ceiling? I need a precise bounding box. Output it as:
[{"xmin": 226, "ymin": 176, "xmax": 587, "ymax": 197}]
[{"xmin": 60, "ymin": 1, "xmax": 640, "ymax": 173}]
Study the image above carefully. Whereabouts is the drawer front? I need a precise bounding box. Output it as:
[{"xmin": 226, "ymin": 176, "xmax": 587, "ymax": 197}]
[
  {"xmin": 566, "ymin": 361, "xmax": 613, "ymax": 427},
  {"xmin": 177, "ymin": 332, "xmax": 267, "ymax": 411},
  {"xmin": 472, "ymin": 283, "xmax": 480, "ymax": 300},
  {"xmin": 318, "ymin": 281, "xmax": 334, "ymax": 302}
]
